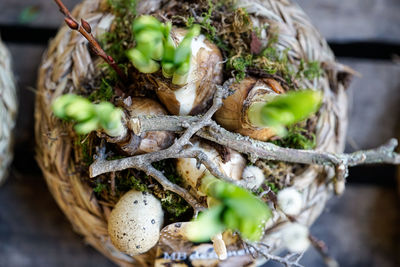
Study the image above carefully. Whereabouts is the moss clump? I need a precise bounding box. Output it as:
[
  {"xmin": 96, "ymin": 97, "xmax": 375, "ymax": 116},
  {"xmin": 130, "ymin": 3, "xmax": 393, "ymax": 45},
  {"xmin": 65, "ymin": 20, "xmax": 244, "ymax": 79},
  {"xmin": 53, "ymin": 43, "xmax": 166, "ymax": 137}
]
[
  {"xmin": 105, "ymin": 161, "xmax": 192, "ymax": 221},
  {"xmin": 116, "ymin": 174, "xmax": 149, "ymax": 193},
  {"xmin": 93, "ymin": 179, "xmax": 108, "ymax": 194},
  {"xmin": 271, "ymin": 126, "xmax": 316, "ymax": 150},
  {"xmin": 88, "ymin": 78, "xmax": 114, "ymax": 102},
  {"xmin": 103, "ymin": 0, "xmax": 137, "ymax": 64},
  {"xmin": 154, "ymin": 188, "xmax": 192, "ymax": 222},
  {"xmin": 298, "ymin": 59, "xmax": 323, "ymax": 80},
  {"xmin": 152, "ymin": 159, "xmax": 183, "ymax": 185},
  {"xmin": 152, "ymin": 160, "xmax": 191, "ymax": 220},
  {"xmin": 75, "ymin": 134, "xmax": 94, "ymax": 166},
  {"xmin": 257, "ymin": 181, "xmax": 279, "ymax": 195}
]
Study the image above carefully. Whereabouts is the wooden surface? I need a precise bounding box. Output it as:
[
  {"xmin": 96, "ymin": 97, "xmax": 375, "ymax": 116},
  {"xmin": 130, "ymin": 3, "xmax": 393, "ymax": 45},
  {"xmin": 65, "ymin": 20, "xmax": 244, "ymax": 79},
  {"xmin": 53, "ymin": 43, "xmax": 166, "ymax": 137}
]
[
  {"xmin": 0, "ymin": 0, "xmax": 399, "ymax": 266},
  {"xmin": 1, "ymin": 0, "xmax": 400, "ymax": 42}
]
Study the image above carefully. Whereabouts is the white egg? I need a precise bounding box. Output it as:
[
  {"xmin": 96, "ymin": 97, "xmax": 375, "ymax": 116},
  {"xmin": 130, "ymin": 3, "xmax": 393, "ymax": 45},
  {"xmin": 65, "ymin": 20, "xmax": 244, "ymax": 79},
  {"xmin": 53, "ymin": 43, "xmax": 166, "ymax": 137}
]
[{"xmin": 108, "ymin": 190, "xmax": 163, "ymax": 256}]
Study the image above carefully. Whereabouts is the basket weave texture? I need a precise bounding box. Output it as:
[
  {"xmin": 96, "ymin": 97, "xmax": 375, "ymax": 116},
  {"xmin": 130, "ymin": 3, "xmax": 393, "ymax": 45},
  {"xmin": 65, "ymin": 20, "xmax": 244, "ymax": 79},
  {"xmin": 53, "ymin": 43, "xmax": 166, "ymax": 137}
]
[
  {"xmin": 0, "ymin": 40, "xmax": 17, "ymax": 185},
  {"xmin": 35, "ymin": 0, "xmax": 349, "ymax": 266}
]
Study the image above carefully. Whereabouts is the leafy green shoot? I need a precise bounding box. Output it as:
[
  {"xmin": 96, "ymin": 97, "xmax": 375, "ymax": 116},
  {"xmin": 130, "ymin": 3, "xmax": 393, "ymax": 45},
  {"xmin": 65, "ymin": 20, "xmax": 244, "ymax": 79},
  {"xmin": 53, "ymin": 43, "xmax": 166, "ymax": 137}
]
[
  {"xmin": 52, "ymin": 94, "xmax": 124, "ymax": 137},
  {"xmin": 248, "ymin": 90, "xmax": 322, "ymax": 137},
  {"xmin": 187, "ymin": 173, "xmax": 271, "ymax": 242},
  {"xmin": 126, "ymin": 15, "xmax": 200, "ymax": 85}
]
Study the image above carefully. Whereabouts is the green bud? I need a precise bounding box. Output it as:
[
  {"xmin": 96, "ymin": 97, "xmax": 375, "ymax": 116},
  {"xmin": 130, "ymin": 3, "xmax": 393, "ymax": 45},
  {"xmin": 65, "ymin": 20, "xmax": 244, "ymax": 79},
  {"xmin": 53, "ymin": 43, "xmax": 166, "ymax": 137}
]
[
  {"xmin": 161, "ymin": 62, "xmax": 175, "ymax": 78},
  {"xmin": 260, "ymin": 90, "xmax": 322, "ymax": 126},
  {"xmin": 247, "ymin": 90, "xmax": 322, "ymax": 137},
  {"xmin": 172, "ymin": 72, "xmax": 189, "ymax": 85},
  {"xmin": 162, "ymin": 21, "xmax": 172, "ymax": 39},
  {"xmin": 261, "ymin": 107, "xmax": 295, "ymax": 126},
  {"xmin": 96, "ymin": 102, "xmax": 116, "ymax": 122},
  {"xmin": 132, "ymin": 15, "xmax": 163, "ymax": 34},
  {"xmin": 64, "ymin": 98, "xmax": 95, "ymax": 121},
  {"xmin": 74, "ymin": 118, "xmax": 100, "ymax": 134},
  {"xmin": 96, "ymin": 104, "xmax": 124, "ymax": 137},
  {"xmin": 52, "ymin": 94, "xmax": 124, "ymax": 137},
  {"xmin": 52, "ymin": 94, "xmax": 81, "ymax": 119},
  {"xmin": 162, "ymin": 37, "xmax": 176, "ymax": 62},
  {"xmin": 151, "ymin": 41, "xmax": 164, "ymax": 61},
  {"xmin": 126, "ymin": 48, "xmax": 160, "ymax": 73},
  {"xmin": 174, "ymin": 37, "xmax": 193, "ymax": 66},
  {"xmin": 186, "ymin": 205, "xmax": 225, "ymax": 242},
  {"xmin": 197, "ymin": 174, "xmax": 272, "ymax": 242}
]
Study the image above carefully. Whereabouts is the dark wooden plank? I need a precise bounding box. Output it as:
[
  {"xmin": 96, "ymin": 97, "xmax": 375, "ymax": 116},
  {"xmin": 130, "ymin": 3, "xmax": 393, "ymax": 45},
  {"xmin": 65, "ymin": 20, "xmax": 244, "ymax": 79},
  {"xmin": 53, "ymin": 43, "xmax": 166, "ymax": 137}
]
[
  {"xmin": 296, "ymin": 0, "xmax": 400, "ymax": 42},
  {"xmin": 0, "ymin": 172, "xmax": 113, "ymax": 267},
  {"xmin": 302, "ymin": 185, "xmax": 400, "ymax": 267},
  {"xmin": 264, "ymin": 185, "xmax": 400, "ymax": 267},
  {"xmin": 0, "ymin": 0, "xmax": 399, "ymax": 43},
  {"xmin": 0, "ymin": 0, "xmax": 80, "ymax": 28},
  {"xmin": 342, "ymin": 59, "xmax": 400, "ymax": 152}
]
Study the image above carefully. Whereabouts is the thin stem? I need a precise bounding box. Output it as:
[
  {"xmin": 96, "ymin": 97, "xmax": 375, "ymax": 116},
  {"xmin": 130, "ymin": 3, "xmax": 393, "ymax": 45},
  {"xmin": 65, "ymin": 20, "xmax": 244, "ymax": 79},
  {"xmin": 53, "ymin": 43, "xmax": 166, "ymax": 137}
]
[{"xmin": 53, "ymin": 0, "xmax": 128, "ymax": 84}]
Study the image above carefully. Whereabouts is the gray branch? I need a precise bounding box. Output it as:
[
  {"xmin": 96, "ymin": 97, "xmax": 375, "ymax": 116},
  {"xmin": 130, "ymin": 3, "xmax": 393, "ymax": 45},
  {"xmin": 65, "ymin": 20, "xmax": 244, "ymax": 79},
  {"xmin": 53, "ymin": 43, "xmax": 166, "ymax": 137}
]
[
  {"xmin": 90, "ymin": 80, "xmax": 234, "ymax": 211},
  {"xmin": 247, "ymin": 243, "xmax": 304, "ymax": 267},
  {"xmin": 90, "ymin": 78, "xmax": 400, "ymax": 207},
  {"xmin": 128, "ymin": 114, "xmax": 400, "ymax": 178}
]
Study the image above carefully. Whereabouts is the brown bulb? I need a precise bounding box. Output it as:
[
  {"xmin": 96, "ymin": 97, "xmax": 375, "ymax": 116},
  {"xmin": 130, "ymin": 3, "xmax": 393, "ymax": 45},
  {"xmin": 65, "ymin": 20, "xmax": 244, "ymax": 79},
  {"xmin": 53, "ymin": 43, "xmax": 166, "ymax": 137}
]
[
  {"xmin": 215, "ymin": 77, "xmax": 285, "ymax": 141},
  {"xmin": 155, "ymin": 28, "xmax": 223, "ymax": 116},
  {"xmin": 176, "ymin": 140, "xmax": 246, "ymax": 195},
  {"xmin": 118, "ymin": 97, "xmax": 174, "ymax": 155}
]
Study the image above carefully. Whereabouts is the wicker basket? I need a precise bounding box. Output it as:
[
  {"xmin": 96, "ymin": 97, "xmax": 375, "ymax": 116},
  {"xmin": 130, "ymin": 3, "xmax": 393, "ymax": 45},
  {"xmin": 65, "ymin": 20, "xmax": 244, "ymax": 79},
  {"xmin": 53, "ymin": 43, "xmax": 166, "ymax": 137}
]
[
  {"xmin": 0, "ymin": 39, "xmax": 17, "ymax": 186},
  {"xmin": 35, "ymin": 0, "xmax": 350, "ymax": 265}
]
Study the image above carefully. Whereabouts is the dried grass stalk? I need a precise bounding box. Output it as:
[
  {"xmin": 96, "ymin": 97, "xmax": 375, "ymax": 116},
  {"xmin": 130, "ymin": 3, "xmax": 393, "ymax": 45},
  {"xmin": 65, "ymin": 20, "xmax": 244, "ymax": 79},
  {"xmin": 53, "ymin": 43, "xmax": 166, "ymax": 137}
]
[
  {"xmin": 35, "ymin": 0, "xmax": 350, "ymax": 265},
  {"xmin": 0, "ymin": 39, "xmax": 17, "ymax": 185}
]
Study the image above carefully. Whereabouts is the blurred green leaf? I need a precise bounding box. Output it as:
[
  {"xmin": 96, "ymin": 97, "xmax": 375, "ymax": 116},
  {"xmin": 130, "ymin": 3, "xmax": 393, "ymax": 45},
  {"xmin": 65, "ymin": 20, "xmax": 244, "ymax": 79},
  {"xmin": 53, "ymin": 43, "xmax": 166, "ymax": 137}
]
[
  {"xmin": 52, "ymin": 94, "xmax": 124, "ymax": 137},
  {"xmin": 259, "ymin": 90, "xmax": 322, "ymax": 136},
  {"xmin": 188, "ymin": 174, "xmax": 271, "ymax": 242},
  {"xmin": 129, "ymin": 16, "xmax": 200, "ymax": 84},
  {"xmin": 19, "ymin": 6, "xmax": 40, "ymax": 24}
]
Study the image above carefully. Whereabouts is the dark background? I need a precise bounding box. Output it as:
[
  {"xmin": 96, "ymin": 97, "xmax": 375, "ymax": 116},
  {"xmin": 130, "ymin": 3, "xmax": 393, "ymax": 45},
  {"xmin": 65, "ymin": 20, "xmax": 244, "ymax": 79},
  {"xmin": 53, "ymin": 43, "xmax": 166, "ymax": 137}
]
[{"xmin": 0, "ymin": 0, "xmax": 400, "ymax": 266}]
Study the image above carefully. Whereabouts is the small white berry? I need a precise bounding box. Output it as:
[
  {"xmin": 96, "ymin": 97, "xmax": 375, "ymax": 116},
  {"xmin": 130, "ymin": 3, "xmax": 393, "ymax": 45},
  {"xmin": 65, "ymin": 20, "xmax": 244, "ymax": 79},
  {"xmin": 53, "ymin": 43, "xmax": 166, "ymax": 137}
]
[
  {"xmin": 277, "ymin": 187, "xmax": 303, "ymax": 216},
  {"xmin": 239, "ymin": 166, "xmax": 265, "ymax": 190},
  {"xmin": 282, "ymin": 223, "xmax": 310, "ymax": 253}
]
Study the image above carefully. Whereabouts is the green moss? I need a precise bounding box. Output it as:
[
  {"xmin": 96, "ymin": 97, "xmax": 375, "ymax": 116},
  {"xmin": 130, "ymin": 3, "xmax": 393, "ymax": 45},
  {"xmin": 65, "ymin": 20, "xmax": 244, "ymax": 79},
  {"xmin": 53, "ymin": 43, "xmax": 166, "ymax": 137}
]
[
  {"xmin": 99, "ymin": 0, "xmax": 137, "ymax": 80},
  {"xmin": 93, "ymin": 180, "xmax": 108, "ymax": 194},
  {"xmin": 271, "ymin": 126, "xmax": 316, "ymax": 150},
  {"xmin": 111, "ymin": 161, "xmax": 191, "ymax": 221},
  {"xmin": 228, "ymin": 55, "xmax": 253, "ymax": 81},
  {"xmin": 266, "ymin": 182, "xmax": 279, "ymax": 194},
  {"xmin": 152, "ymin": 160, "xmax": 191, "ymax": 220},
  {"xmin": 160, "ymin": 192, "xmax": 191, "ymax": 219},
  {"xmin": 298, "ymin": 59, "xmax": 323, "ymax": 80},
  {"xmin": 75, "ymin": 134, "xmax": 93, "ymax": 166},
  {"xmin": 116, "ymin": 173, "xmax": 148, "ymax": 193},
  {"xmin": 259, "ymin": 181, "xmax": 279, "ymax": 194},
  {"xmin": 152, "ymin": 159, "xmax": 182, "ymax": 185},
  {"xmin": 88, "ymin": 78, "xmax": 114, "ymax": 102}
]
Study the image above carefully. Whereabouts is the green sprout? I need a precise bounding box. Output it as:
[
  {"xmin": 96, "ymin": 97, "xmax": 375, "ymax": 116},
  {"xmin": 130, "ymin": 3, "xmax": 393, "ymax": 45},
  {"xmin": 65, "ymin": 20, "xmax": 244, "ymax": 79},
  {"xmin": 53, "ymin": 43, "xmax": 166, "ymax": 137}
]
[
  {"xmin": 248, "ymin": 90, "xmax": 323, "ymax": 136},
  {"xmin": 187, "ymin": 172, "xmax": 271, "ymax": 242},
  {"xmin": 52, "ymin": 94, "xmax": 124, "ymax": 137},
  {"xmin": 126, "ymin": 15, "xmax": 200, "ymax": 85}
]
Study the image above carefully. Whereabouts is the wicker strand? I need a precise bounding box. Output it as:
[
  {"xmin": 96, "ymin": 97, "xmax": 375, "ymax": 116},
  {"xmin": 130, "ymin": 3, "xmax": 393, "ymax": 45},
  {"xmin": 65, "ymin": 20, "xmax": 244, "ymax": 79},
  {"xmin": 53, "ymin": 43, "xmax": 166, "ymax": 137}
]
[{"xmin": 0, "ymin": 39, "xmax": 17, "ymax": 185}]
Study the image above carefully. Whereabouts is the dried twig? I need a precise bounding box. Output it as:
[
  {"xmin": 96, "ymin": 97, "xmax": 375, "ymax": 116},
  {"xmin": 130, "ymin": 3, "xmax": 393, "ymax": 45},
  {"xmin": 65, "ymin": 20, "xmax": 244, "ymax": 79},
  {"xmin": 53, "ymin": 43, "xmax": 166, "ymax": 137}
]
[
  {"xmin": 309, "ymin": 235, "xmax": 338, "ymax": 267},
  {"xmin": 90, "ymin": 81, "xmax": 234, "ymax": 212},
  {"xmin": 53, "ymin": 0, "xmax": 127, "ymax": 83},
  {"xmin": 248, "ymin": 243, "xmax": 304, "ymax": 267},
  {"xmin": 128, "ymin": 115, "xmax": 400, "ymax": 182}
]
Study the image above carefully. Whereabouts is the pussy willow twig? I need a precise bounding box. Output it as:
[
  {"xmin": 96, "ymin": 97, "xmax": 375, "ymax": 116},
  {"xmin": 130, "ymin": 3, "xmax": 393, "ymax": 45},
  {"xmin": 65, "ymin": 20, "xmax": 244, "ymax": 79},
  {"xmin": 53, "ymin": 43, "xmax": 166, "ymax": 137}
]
[{"xmin": 53, "ymin": 0, "xmax": 128, "ymax": 84}]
